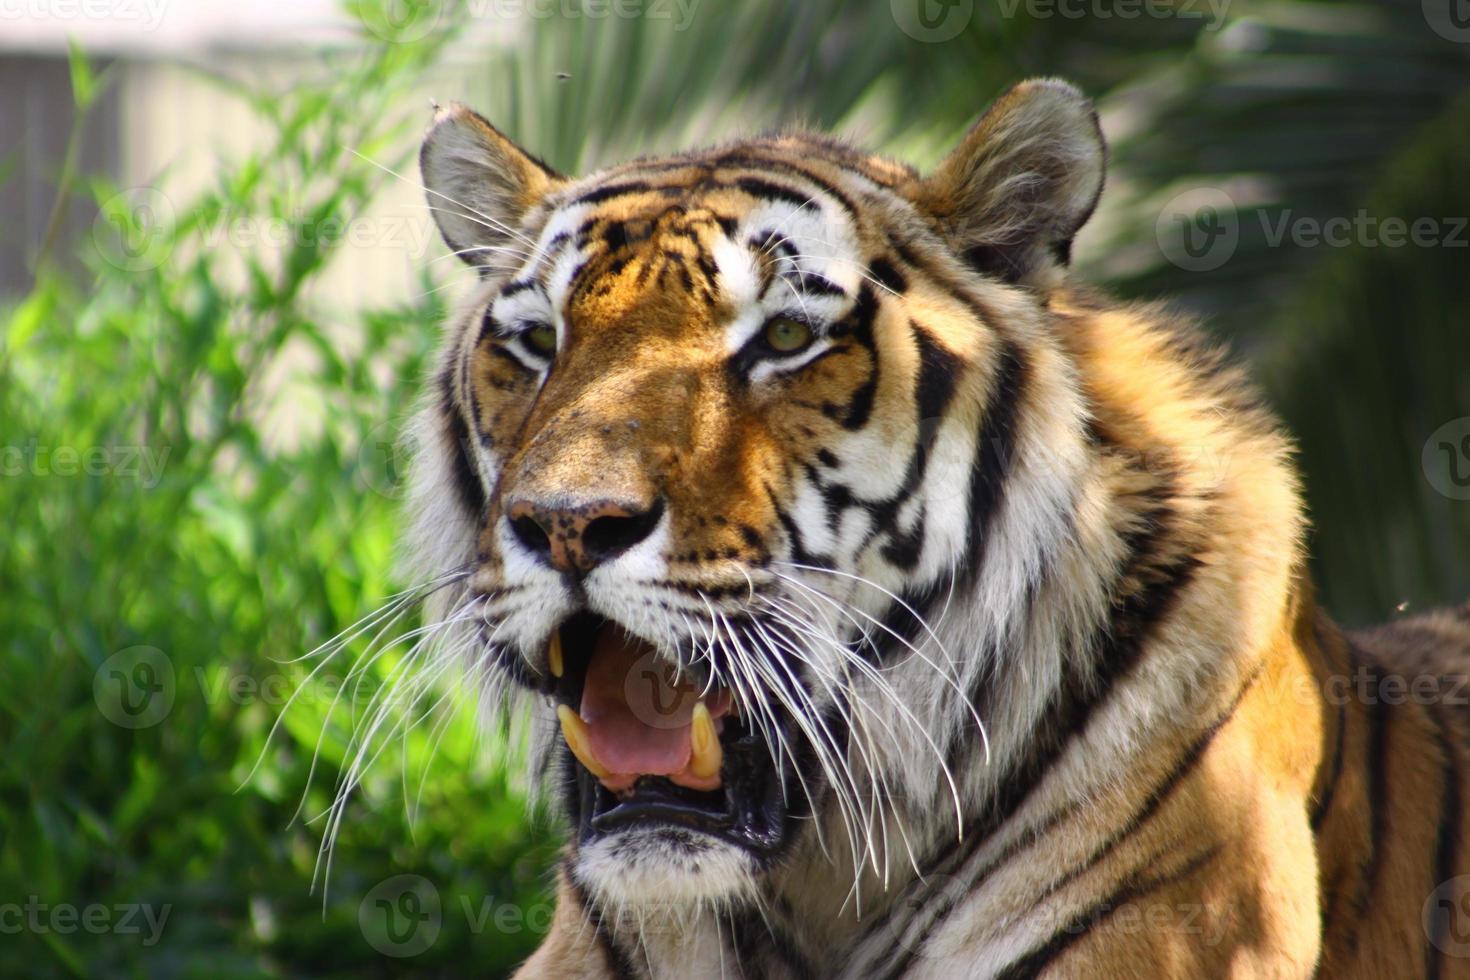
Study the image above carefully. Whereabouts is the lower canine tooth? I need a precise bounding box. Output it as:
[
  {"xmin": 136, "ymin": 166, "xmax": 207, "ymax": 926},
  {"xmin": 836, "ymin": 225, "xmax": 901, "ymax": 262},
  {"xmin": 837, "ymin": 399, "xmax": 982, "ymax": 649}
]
[
  {"xmin": 557, "ymin": 705, "xmax": 610, "ymax": 779},
  {"xmin": 689, "ymin": 701, "xmax": 722, "ymax": 779}
]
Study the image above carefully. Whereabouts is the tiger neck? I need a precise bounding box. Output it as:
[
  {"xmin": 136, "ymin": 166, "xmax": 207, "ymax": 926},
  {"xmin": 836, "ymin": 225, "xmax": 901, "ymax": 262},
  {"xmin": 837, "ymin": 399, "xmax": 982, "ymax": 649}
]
[{"xmin": 761, "ymin": 288, "xmax": 1308, "ymax": 969}]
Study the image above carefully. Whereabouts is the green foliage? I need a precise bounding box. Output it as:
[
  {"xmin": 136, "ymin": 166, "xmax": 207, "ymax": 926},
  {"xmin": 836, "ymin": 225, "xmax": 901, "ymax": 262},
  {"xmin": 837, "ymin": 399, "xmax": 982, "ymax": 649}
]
[
  {"xmin": 1, "ymin": 13, "xmax": 557, "ymax": 979},
  {"xmin": 2, "ymin": 0, "xmax": 1466, "ymax": 976}
]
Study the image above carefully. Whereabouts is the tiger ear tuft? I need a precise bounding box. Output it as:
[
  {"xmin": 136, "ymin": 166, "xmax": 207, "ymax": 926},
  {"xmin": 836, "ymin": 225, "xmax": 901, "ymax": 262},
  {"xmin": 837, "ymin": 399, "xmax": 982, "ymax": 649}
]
[
  {"xmin": 419, "ymin": 103, "xmax": 563, "ymax": 267},
  {"xmin": 908, "ymin": 78, "xmax": 1105, "ymax": 286}
]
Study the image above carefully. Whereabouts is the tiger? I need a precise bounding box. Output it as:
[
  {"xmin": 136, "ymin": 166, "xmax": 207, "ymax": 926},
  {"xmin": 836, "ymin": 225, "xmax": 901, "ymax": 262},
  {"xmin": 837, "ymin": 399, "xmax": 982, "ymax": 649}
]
[{"xmin": 402, "ymin": 78, "xmax": 1470, "ymax": 978}]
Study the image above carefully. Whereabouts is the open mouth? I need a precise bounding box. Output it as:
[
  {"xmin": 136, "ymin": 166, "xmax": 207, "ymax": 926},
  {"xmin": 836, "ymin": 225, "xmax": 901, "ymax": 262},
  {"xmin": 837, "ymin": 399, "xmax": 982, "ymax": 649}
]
[{"xmin": 548, "ymin": 613, "xmax": 789, "ymax": 856}]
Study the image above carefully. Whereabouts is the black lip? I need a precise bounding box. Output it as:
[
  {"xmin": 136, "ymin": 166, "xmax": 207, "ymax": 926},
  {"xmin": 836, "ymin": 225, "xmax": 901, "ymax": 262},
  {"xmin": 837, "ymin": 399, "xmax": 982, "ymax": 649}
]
[
  {"xmin": 550, "ymin": 615, "xmax": 794, "ymax": 857},
  {"xmin": 575, "ymin": 724, "xmax": 789, "ymax": 855}
]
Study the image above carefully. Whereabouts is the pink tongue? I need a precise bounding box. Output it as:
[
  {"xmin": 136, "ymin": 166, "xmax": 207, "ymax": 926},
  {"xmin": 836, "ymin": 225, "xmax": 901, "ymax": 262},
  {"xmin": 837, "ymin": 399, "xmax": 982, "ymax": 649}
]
[
  {"xmin": 580, "ymin": 628, "xmax": 698, "ymax": 777},
  {"xmin": 578, "ymin": 627, "xmax": 735, "ymax": 787}
]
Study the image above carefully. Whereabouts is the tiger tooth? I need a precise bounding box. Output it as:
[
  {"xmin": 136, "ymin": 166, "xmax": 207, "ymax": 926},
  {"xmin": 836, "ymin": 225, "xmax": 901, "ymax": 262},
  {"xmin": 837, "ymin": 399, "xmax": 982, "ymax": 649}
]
[
  {"xmin": 548, "ymin": 630, "xmax": 564, "ymax": 678},
  {"xmin": 689, "ymin": 701, "xmax": 722, "ymax": 779},
  {"xmin": 557, "ymin": 705, "xmax": 610, "ymax": 779}
]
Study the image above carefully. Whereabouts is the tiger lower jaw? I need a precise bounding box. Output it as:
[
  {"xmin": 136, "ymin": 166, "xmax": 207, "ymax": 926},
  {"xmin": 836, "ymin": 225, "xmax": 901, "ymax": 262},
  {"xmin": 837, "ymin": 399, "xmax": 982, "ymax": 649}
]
[{"xmin": 549, "ymin": 613, "xmax": 795, "ymax": 906}]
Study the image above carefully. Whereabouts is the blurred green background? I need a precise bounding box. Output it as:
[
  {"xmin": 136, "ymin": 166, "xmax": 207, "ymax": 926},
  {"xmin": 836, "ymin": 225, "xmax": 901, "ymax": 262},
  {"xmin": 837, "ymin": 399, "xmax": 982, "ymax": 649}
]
[{"xmin": 1, "ymin": 0, "xmax": 1467, "ymax": 975}]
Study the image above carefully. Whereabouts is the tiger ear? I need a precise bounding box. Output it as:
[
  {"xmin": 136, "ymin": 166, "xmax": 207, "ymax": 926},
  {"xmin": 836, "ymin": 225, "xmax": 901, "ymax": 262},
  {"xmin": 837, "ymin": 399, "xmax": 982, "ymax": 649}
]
[
  {"xmin": 907, "ymin": 78, "xmax": 1105, "ymax": 286},
  {"xmin": 420, "ymin": 102, "xmax": 564, "ymax": 267}
]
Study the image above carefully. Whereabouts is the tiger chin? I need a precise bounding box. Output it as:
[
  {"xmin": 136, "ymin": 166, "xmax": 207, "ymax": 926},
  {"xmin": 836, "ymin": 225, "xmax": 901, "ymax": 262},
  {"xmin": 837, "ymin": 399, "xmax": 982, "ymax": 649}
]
[{"xmin": 400, "ymin": 79, "xmax": 1470, "ymax": 978}]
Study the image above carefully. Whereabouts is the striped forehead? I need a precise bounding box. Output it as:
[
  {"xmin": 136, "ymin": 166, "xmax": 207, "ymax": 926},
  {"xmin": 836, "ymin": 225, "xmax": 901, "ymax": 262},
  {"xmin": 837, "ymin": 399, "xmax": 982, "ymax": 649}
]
[{"xmin": 488, "ymin": 170, "xmax": 864, "ymax": 346}]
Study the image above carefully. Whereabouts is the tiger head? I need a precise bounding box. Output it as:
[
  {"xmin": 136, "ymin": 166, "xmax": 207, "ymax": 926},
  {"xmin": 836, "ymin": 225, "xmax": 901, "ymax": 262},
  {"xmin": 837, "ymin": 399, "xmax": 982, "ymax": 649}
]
[{"xmin": 410, "ymin": 79, "xmax": 1104, "ymax": 912}]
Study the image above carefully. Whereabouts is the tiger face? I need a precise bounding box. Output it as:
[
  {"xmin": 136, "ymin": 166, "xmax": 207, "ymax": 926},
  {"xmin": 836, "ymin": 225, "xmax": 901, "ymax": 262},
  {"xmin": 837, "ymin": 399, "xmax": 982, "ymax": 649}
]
[{"xmin": 412, "ymin": 79, "xmax": 1103, "ymax": 910}]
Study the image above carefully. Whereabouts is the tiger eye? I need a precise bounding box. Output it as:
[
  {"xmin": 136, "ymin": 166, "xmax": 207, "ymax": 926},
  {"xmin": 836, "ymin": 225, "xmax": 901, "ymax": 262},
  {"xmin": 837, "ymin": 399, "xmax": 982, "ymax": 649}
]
[
  {"xmin": 764, "ymin": 317, "xmax": 812, "ymax": 354},
  {"xmin": 523, "ymin": 324, "xmax": 557, "ymax": 357}
]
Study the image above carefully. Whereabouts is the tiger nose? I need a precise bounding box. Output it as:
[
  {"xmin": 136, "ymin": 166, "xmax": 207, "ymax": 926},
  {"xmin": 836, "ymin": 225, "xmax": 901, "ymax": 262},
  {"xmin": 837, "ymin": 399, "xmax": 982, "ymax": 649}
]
[{"xmin": 506, "ymin": 498, "xmax": 665, "ymax": 574}]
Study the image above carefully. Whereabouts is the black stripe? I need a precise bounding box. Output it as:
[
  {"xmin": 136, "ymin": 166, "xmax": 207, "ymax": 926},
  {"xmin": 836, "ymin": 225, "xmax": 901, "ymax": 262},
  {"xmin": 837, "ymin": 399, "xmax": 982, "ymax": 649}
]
[
  {"xmin": 1310, "ymin": 699, "xmax": 1347, "ymax": 830},
  {"xmin": 1035, "ymin": 669, "xmax": 1258, "ymax": 904},
  {"xmin": 1426, "ymin": 709, "xmax": 1462, "ymax": 980},
  {"xmin": 794, "ymin": 272, "xmax": 846, "ymax": 298},
  {"xmin": 571, "ymin": 180, "xmax": 657, "ymax": 206},
  {"xmin": 854, "ymin": 325, "xmax": 961, "ymax": 575},
  {"xmin": 891, "ymin": 236, "xmax": 1008, "ymax": 339},
  {"xmin": 574, "ymin": 877, "xmax": 641, "ymax": 980},
  {"xmin": 1310, "ymin": 616, "xmax": 1349, "ymax": 832},
  {"xmin": 994, "ymin": 846, "xmax": 1222, "ymax": 980},
  {"xmin": 957, "ymin": 340, "xmax": 1028, "ymax": 591},
  {"xmin": 443, "ymin": 396, "xmax": 485, "ymax": 517},
  {"xmin": 1350, "ymin": 656, "xmax": 1393, "ymax": 929},
  {"xmin": 713, "ymin": 154, "xmax": 861, "ymax": 216},
  {"xmin": 827, "ymin": 284, "xmax": 879, "ymax": 430},
  {"xmin": 497, "ymin": 278, "xmax": 540, "ymax": 299},
  {"xmin": 732, "ymin": 176, "xmax": 819, "ymax": 213},
  {"xmin": 877, "ymin": 467, "xmax": 1203, "ymax": 977},
  {"xmin": 869, "ymin": 256, "xmax": 908, "ymax": 294},
  {"xmin": 536, "ymin": 231, "xmax": 571, "ymax": 271},
  {"xmin": 730, "ymin": 904, "xmax": 816, "ymax": 980},
  {"xmin": 476, "ymin": 307, "xmax": 501, "ymax": 347},
  {"xmin": 767, "ymin": 482, "xmax": 826, "ymax": 566},
  {"xmin": 913, "ymin": 323, "xmax": 961, "ymax": 426}
]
